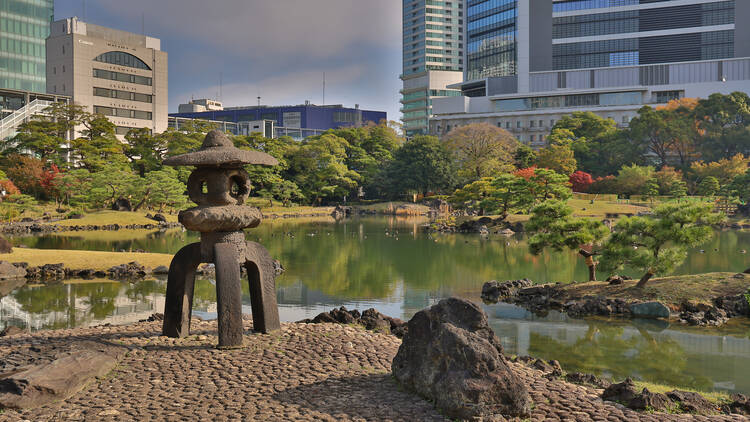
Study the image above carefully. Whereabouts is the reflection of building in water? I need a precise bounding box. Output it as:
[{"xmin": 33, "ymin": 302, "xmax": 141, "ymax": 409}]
[
  {"xmin": 0, "ymin": 282, "xmax": 166, "ymax": 331},
  {"xmin": 487, "ymin": 307, "xmax": 750, "ymax": 393},
  {"xmin": 276, "ymin": 281, "xmax": 334, "ymax": 306}
]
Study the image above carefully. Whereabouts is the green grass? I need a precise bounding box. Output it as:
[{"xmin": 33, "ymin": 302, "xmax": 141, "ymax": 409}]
[
  {"xmin": 632, "ymin": 380, "xmax": 730, "ymax": 405},
  {"xmin": 1, "ymin": 248, "xmax": 173, "ymax": 270},
  {"xmin": 52, "ymin": 210, "xmax": 178, "ymax": 227},
  {"xmin": 567, "ymin": 198, "xmax": 651, "ymax": 218},
  {"xmin": 561, "ymin": 272, "xmax": 749, "ymax": 306}
]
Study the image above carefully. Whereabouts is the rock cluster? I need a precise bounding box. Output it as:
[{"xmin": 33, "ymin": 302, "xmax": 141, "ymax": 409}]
[
  {"xmin": 679, "ymin": 295, "xmax": 750, "ymax": 326},
  {"xmin": 330, "ymin": 205, "xmax": 351, "ymax": 219},
  {"xmin": 481, "ymin": 279, "xmax": 533, "ymax": 302},
  {"xmin": 723, "ymin": 394, "xmax": 750, "ymax": 415},
  {"xmin": 483, "ymin": 278, "xmax": 749, "ymax": 326},
  {"xmin": 0, "ymin": 221, "xmax": 180, "ymax": 235},
  {"xmin": 564, "ymin": 372, "xmax": 612, "ymax": 389},
  {"xmin": 107, "ymin": 262, "xmax": 150, "ymax": 279},
  {"xmin": 602, "ymin": 378, "xmax": 720, "ymax": 415},
  {"xmin": 298, "ymin": 306, "xmax": 407, "ymax": 338},
  {"xmin": 566, "ymin": 296, "xmax": 632, "ymax": 318},
  {"xmin": 392, "ymin": 297, "xmax": 532, "ymax": 420}
]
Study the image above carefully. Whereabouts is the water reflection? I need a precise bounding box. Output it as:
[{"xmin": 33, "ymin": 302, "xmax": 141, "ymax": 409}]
[{"xmin": 2, "ymin": 217, "xmax": 750, "ymax": 394}]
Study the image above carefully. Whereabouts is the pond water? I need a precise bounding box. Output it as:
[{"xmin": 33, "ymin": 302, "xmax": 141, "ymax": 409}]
[{"xmin": 2, "ymin": 216, "xmax": 750, "ymax": 394}]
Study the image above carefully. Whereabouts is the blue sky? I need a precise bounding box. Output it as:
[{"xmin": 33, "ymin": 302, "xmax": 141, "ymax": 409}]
[{"xmin": 55, "ymin": 0, "xmax": 403, "ymax": 120}]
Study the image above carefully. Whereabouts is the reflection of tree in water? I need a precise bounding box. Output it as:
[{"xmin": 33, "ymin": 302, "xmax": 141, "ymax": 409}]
[{"xmin": 527, "ymin": 320, "xmax": 713, "ymax": 391}]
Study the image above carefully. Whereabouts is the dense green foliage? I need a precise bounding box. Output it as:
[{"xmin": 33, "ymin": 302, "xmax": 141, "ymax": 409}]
[
  {"xmin": 526, "ymin": 200, "xmax": 609, "ymax": 280},
  {"xmin": 599, "ymin": 203, "xmax": 724, "ymax": 287}
]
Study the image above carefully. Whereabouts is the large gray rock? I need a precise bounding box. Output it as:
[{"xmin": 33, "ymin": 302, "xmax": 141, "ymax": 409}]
[
  {"xmin": 630, "ymin": 301, "xmax": 670, "ymax": 319},
  {"xmin": 0, "ymin": 341, "xmax": 127, "ymax": 409},
  {"xmin": 0, "ymin": 261, "xmax": 26, "ymax": 280},
  {"xmin": 392, "ymin": 297, "xmax": 531, "ymax": 420}
]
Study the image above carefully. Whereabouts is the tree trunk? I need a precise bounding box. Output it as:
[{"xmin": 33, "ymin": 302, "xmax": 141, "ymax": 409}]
[
  {"xmin": 132, "ymin": 188, "xmax": 150, "ymax": 212},
  {"xmin": 578, "ymin": 249, "xmax": 597, "ymax": 282},
  {"xmin": 636, "ymin": 270, "xmax": 655, "ymax": 288}
]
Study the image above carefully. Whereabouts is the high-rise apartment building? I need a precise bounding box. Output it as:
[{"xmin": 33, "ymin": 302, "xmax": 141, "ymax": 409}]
[
  {"xmin": 400, "ymin": 0, "xmax": 465, "ymax": 137},
  {"xmin": 0, "ymin": 0, "xmax": 53, "ymax": 92},
  {"xmin": 46, "ymin": 17, "xmax": 168, "ymax": 136},
  {"xmin": 431, "ymin": 0, "xmax": 750, "ymax": 148}
]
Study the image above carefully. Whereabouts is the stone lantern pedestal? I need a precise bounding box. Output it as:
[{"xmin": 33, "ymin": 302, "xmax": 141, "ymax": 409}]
[{"xmin": 161, "ymin": 130, "xmax": 281, "ymax": 347}]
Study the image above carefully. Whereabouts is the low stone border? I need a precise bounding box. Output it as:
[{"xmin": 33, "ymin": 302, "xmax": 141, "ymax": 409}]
[
  {"xmin": 0, "ymin": 221, "xmax": 180, "ymax": 235},
  {"xmin": 481, "ymin": 278, "xmax": 750, "ymax": 327}
]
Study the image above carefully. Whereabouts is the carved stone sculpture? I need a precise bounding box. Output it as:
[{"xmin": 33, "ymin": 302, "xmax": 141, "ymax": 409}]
[{"xmin": 162, "ymin": 129, "xmax": 280, "ymax": 347}]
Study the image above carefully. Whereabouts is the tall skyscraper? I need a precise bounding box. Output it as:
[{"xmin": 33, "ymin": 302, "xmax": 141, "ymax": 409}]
[
  {"xmin": 400, "ymin": 0, "xmax": 465, "ymax": 137},
  {"xmin": 0, "ymin": 0, "xmax": 54, "ymax": 92},
  {"xmin": 47, "ymin": 17, "xmax": 168, "ymax": 136},
  {"xmin": 431, "ymin": 0, "xmax": 750, "ymax": 148}
]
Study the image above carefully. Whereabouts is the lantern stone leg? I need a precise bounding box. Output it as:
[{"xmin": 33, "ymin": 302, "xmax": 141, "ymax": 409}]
[
  {"xmin": 162, "ymin": 242, "xmax": 202, "ymax": 338},
  {"xmin": 245, "ymin": 241, "xmax": 281, "ymax": 333},
  {"xmin": 160, "ymin": 129, "xmax": 282, "ymax": 347}
]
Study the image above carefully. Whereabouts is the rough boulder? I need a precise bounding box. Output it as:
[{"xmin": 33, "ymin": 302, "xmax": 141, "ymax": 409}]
[{"xmin": 392, "ymin": 297, "xmax": 531, "ymax": 420}]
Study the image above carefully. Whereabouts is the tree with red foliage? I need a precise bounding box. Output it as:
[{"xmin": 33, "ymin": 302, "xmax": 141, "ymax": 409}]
[
  {"xmin": 39, "ymin": 164, "xmax": 64, "ymax": 207},
  {"xmin": 514, "ymin": 166, "xmax": 537, "ymax": 180},
  {"xmin": 569, "ymin": 171, "xmax": 593, "ymax": 192}
]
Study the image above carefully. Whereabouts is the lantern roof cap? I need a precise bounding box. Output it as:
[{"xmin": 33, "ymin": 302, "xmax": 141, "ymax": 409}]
[{"xmin": 163, "ymin": 130, "xmax": 278, "ymax": 167}]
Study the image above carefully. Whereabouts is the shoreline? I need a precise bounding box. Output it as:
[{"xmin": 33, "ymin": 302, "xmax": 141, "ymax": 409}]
[
  {"xmin": 1, "ymin": 317, "xmax": 747, "ymax": 420},
  {"xmin": 482, "ymin": 274, "xmax": 750, "ymax": 327}
]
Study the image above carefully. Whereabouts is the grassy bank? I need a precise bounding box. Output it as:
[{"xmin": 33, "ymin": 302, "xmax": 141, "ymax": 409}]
[
  {"xmin": 632, "ymin": 380, "xmax": 730, "ymax": 405},
  {"xmin": 561, "ymin": 272, "xmax": 749, "ymax": 306},
  {"xmin": 2, "ymin": 248, "xmax": 173, "ymax": 270},
  {"xmin": 54, "ymin": 210, "xmax": 179, "ymax": 226}
]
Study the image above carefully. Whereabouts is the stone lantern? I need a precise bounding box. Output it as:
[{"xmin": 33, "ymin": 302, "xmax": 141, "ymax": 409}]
[{"xmin": 161, "ymin": 129, "xmax": 281, "ymax": 347}]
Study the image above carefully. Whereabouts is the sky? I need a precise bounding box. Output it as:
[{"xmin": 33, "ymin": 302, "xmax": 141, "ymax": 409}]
[{"xmin": 55, "ymin": 0, "xmax": 403, "ymax": 120}]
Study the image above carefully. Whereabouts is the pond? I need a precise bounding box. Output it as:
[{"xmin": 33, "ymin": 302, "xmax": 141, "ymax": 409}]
[{"xmin": 2, "ymin": 216, "xmax": 750, "ymax": 394}]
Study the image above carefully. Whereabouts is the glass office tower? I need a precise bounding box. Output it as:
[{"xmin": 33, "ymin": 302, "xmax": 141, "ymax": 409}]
[
  {"xmin": 0, "ymin": 0, "xmax": 54, "ymax": 92},
  {"xmin": 400, "ymin": 0, "xmax": 464, "ymax": 137},
  {"xmin": 466, "ymin": 0, "xmax": 518, "ymax": 81}
]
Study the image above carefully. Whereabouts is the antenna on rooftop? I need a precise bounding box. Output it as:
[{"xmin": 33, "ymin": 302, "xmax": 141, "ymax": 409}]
[
  {"xmin": 219, "ymin": 72, "xmax": 223, "ymax": 102},
  {"xmin": 257, "ymin": 96, "xmax": 261, "ymax": 107}
]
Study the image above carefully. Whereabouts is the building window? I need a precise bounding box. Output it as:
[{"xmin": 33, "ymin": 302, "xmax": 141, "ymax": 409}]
[
  {"xmin": 622, "ymin": 116, "xmax": 629, "ymax": 123},
  {"xmin": 550, "ymin": 119, "xmax": 555, "ymax": 127},
  {"xmin": 539, "ymin": 120, "xmax": 544, "ymax": 127},
  {"xmin": 516, "ymin": 121, "xmax": 521, "ymax": 128},
  {"xmin": 94, "ymin": 68, "xmax": 153, "ymax": 86},
  {"xmin": 655, "ymin": 90, "xmax": 682, "ymax": 104},
  {"xmin": 506, "ymin": 122, "xmax": 510, "ymax": 129},
  {"xmin": 94, "ymin": 51, "xmax": 151, "ymax": 70},
  {"xmin": 62, "ymin": 65, "xmax": 65, "ymax": 73},
  {"xmin": 530, "ymin": 135, "xmax": 535, "ymax": 143},
  {"xmin": 530, "ymin": 120, "xmax": 535, "ymax": 127}
]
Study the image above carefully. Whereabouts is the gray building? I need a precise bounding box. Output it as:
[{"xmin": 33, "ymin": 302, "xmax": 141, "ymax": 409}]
[
  {"xmin": 432, "ymin": 0, "xmax": 750, "ymax": 149},
  {"xmin": 46, "ymin": 17, "xmax": 168, "ymax": 137},
  {"xmin": 401, "ymin": 0, "xmax": 465, "ymax": 137}
]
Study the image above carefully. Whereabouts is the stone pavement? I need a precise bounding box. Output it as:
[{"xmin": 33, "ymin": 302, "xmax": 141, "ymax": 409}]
[{"xmin": 0, "ymin": 319, "xmax": 747, "ymax": 421}]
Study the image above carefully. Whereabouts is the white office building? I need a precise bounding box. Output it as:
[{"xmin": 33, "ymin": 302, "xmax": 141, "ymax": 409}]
[{"xmin": 431, "ymin": 0, "xmax": 750, "ymax": 149}]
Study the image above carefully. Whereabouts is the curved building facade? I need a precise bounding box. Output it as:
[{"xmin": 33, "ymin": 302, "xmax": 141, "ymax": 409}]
[{"xmin": 46, "ymin": 17, "xmax": 168, "ymax": 136}]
